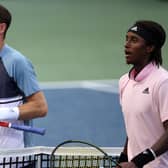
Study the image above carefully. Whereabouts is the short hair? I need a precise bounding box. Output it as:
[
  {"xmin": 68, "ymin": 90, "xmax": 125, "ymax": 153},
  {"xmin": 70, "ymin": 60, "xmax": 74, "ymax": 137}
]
[
  {"xmin": 129, "ymin": 20, "xmax": 166, "ymax": 66},
  {"xmin": 0, "ymin": 4, "xmax": 12, "ymax": 38}
]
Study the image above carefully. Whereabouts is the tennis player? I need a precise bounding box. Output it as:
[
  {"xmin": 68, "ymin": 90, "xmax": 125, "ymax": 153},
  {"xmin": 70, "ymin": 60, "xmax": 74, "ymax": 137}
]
[
  {"xmin": 118, "ymin": 20, "xmax": 168, "ymax": 168},
  {"xmin": 0, "ymin": 4, "xmax": 48, "ymax": 149}
]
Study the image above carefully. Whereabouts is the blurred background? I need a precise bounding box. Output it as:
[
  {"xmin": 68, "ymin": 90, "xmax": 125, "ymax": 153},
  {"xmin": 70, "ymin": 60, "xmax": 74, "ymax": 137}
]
[{"xmin": 3, "ymin": 0, "xmax": 168, "ymax": 81}]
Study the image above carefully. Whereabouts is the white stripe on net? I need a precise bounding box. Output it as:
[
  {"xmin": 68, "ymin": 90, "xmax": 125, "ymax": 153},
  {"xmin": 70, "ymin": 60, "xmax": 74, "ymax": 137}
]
[{"xmin": 0, "ymin": 146, "xmax": 122, "ymax": 157}]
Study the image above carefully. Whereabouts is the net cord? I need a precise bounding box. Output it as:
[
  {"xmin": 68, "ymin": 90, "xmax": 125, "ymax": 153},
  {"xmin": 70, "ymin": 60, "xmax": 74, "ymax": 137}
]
[{"xmin": 50, "ymin": 140, "xmax": 121, "ymax": 168}]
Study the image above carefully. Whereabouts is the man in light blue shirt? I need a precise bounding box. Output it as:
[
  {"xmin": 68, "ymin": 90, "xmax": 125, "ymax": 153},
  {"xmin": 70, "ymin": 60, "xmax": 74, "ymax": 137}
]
[{"xmin": 0, "ymin": 4, "xmax": 48, "ymax": 148}]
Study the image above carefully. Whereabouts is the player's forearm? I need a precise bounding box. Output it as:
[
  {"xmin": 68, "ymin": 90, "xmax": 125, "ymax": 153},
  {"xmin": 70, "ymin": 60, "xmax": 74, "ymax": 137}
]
[
  {"xmin": 18, "ymin": 100, "xmax": 47, "ymax": 120},
  {"xmin": 131, "ymin": 127, "xmax": 168, "ymax": 168},
  {"xmin": 151, "ymin": 129, "xmax": 168, "ymax": 157},
  {"xmin": 18, "ymin": 92, "xmax": 48, "ymax": 120},
  {"xmin": 151, "ymin": 120, "xmax": 168, "ymax": 157}
]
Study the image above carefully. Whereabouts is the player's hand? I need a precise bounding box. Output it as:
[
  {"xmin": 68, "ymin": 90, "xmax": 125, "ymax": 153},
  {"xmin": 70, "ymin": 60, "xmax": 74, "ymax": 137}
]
[{"xmin": 116, "ymin": 161, "xmax": 138, "ymax": 168}]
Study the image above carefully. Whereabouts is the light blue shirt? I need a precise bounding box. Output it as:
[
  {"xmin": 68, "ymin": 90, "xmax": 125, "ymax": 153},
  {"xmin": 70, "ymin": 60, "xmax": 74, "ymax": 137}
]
[{"xmin": 0, "ymin": 44, "xmax": 41, "ymax": 147}]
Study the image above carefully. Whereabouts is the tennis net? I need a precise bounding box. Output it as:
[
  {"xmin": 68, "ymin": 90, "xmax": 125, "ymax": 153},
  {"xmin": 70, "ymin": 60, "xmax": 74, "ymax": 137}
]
[{"xmin": 0, "ymin": 146, "xmax": 122, "ymax": 168}]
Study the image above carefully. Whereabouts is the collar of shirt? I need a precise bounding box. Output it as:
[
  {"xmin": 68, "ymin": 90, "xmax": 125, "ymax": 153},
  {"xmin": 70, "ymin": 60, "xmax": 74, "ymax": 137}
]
[{"xmin": 129, "ymin": 62, "xmax": 158, "ymax": 82}]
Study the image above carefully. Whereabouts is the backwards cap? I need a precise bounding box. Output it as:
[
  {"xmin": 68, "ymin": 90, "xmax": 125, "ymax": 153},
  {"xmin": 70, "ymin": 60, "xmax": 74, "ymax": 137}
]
[{"xmin": 128, "ymin": 21, "xmax": 166, "ymax": 49}]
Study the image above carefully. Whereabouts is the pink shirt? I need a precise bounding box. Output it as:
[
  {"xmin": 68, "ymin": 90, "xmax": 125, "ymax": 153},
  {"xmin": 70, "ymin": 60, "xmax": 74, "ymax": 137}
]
[{"xmin": 119, "ymin": 63, "xmax": 168, "ymax": 168}]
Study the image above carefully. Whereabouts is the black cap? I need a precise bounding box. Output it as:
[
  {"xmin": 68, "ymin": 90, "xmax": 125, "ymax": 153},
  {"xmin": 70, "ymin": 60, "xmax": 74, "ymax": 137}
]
[{"xmin": 128, "ymin": 20, "xmax": 166, "ymax": 49}]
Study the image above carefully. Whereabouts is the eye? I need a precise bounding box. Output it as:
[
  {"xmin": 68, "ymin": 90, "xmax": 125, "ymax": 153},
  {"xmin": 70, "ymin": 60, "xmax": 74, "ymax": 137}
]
[
  {"xmin": 131, "ymin": 37, "xmax": 138, "ymax": 43},
  {"xmin": 125, "ymin": 35, "xmax": 138, "ymax": 43}
]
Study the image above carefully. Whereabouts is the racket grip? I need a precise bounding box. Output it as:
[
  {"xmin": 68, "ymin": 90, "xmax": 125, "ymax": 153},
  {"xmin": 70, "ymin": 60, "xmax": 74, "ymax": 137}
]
[{"xmin": 11, "ymin": 124, "xmax": 46, "ymax": 135}]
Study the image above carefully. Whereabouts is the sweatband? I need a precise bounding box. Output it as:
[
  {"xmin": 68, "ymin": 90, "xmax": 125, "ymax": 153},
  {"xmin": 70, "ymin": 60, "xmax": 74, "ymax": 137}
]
[
  {"xmin": 149, "ymin": 148, "xmax": 157, "ymax": 159},
  {"xmin": 0, "ymin": 107, "xmax": 19, "ymax": 120},
  {"xmin": 131, "ymin": 148, "xmax": 156, "ymax": 168},
  {"xmin": 118, "ymin": 152, "xmax": 128, "ymax": 163},
  {"xmin": 128, "ymin": 26, "xmax": 160, "ymax": 48}
]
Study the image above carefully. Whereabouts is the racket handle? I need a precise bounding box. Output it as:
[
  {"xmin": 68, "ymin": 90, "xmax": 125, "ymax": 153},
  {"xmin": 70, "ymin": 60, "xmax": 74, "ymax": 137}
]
[{"xmin": 11, "ymin": 124, "xmax": 46, "ymax": 135}]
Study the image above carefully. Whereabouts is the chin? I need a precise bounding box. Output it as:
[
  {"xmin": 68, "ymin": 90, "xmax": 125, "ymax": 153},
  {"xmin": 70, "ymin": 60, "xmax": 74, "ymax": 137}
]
[{"xmin": 126, "ymin": 60, "xmax": 132, "ymax": 65}]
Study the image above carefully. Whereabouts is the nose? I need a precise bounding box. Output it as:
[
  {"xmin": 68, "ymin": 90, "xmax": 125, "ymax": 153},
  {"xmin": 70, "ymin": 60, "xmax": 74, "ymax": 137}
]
[{"xmin": 125, "ymin": 40, "xmax": 130, "ymax": 48}]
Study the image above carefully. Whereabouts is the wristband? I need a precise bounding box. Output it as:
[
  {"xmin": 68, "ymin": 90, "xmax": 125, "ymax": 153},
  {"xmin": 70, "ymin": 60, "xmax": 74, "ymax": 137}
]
[
  {"xmin": 118, "ymin": 152, "xmax": 128, "ymax": 163},
  {"xmin": 0, "ymin": 107, "xmax": 19, "ymax": 120},
  {"xmin": 149, "ymin": 148, "xmax": 157, "ymax": 159},
  {"xmin": 131, "ymin": 148, "xmax": 156, "ymax": 168}
]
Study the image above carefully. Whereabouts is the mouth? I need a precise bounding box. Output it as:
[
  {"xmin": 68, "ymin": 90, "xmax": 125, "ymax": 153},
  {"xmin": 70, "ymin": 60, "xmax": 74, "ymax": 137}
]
[
  {"xmin": 125, "ymin": 50, "xmax": 132, "ymax": 57},
  {"xmin": 124, "ymin": 50, "xmax": 132, "ymax": 63}
]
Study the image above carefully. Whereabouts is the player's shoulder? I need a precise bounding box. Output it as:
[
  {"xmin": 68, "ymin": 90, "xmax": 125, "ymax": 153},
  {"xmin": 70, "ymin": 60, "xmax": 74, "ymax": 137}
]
[
  {"xmin": 119, "ymin": 73, "xmax": 129, "ymax": 85},
  {"xmin": 154, "ymin": 66, "xmax": 168, "ymax": 81},
  {"xmin": 150, "ymin": 66, "xmax": 168, "ymax": 89},
  {"xmin": 3, "ymin": 44, "xmax": 31, "ymax": 66},
  {"xmin": 159, "ymin": 66, "xmax": 168, "ymax": 75}
]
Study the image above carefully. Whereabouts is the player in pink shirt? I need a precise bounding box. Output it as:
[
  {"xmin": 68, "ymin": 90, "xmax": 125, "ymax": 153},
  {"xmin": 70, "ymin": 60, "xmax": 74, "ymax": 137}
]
[{"xmin": 118, "ymin": 20, "xmax": 168, "ymax": 168}]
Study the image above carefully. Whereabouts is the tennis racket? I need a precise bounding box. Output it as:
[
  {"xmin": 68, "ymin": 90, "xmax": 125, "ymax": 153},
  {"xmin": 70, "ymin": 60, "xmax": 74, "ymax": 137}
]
[
  {"xmin": 50, "ymin": 140, "xmax": 121, "ymax": 168},
  {"xmin": 0, "ymin": 121, "xmax": 45, "ymax": 135}
]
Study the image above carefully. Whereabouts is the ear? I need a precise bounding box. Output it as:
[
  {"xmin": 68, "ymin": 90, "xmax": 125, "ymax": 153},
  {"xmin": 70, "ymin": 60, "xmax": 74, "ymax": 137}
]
[
  {"xmin": 0, "ymin": 23, "xmax": 7, "ymax": 35},
  {"xmin": 146, "ymin": 45, "xmax": 155, "ymax": 54}
]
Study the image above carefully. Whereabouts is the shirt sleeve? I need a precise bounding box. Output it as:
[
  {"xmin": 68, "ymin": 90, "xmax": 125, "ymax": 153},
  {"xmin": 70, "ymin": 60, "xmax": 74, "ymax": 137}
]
[
  {"xmin": 158, "ymin": 79, "xmax": 168, "ymax": 122},
  {"xmin": 12, "ymin": 56, "xmax": 41, "ymax": 97}
]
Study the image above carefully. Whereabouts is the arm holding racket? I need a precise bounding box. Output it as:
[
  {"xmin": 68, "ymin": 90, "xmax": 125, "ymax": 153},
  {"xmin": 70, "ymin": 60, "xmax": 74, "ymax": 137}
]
[
  {"xmin": 0, "ymin": 93, "xmax": 47, "ymax": 137},
  {"xmin": 0, "ymin": 107, "xmax": 45, "ymax": 135},
  {"xmin": 118, "ymin": 129, "xmax": 168, "ymax": 168},
  {"xmin": 117, "ymin": 137, "xmax": 155, "ymax": 168},
  {"xmin": 18, "ymin": 92, "xmax": 48, "ymax": 120}
]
